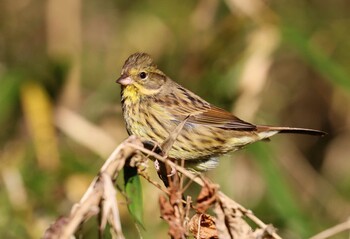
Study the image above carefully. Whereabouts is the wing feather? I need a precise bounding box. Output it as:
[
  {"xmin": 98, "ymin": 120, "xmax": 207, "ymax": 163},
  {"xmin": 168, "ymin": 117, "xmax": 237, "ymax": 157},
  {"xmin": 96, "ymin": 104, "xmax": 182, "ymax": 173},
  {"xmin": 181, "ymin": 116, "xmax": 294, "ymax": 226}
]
[
  {"xmin": 160, "ymin": 82, "xmax": 256, "ymax": 131},
  {"xmin": 187, "ymin": 105, "xmax": 256, "ymax": 130}
]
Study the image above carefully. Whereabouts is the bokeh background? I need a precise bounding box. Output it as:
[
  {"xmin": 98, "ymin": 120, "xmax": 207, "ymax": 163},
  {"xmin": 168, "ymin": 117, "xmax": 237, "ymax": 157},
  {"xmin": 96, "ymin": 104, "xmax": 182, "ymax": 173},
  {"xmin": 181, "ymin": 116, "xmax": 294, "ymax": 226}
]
[{"xmin": 1, "ymin": 0, "xmax": 350, "ymax": 238}]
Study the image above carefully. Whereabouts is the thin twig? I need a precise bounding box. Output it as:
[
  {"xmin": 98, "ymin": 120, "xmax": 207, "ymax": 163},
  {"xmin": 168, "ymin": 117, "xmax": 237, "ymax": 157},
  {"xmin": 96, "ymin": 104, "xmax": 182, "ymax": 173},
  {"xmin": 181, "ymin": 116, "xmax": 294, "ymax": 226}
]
[
  {"xmin": 309, "ymin": 219, "xmax": 350, "ymax": 239},
  {"xmin": 138, "ymin": 170, "xmax": 169, "ymax": 195}
]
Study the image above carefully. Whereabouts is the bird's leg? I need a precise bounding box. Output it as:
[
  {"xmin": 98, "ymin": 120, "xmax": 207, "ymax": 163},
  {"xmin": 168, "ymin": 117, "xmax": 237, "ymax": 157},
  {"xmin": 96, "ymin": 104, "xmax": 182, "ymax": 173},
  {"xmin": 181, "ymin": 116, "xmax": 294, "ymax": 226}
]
[{"xmin": 140, "ymin": 140, "xmax": 169, "ymax": 186}]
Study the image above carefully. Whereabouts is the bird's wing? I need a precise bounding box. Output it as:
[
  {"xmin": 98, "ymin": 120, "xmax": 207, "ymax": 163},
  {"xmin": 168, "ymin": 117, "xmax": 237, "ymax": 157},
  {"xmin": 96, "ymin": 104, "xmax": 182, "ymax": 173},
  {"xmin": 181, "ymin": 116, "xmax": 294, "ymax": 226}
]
[
  {"xmin": 162, "ymin": 81, "xmax": 256, "ymax": 131},
  {"xmin": 186, "ymin": 105, "xmax": 257, "ymax": 130},
  {"xmin": 166, "ymin": 101, "xmax": 256, "ymax": 130}
]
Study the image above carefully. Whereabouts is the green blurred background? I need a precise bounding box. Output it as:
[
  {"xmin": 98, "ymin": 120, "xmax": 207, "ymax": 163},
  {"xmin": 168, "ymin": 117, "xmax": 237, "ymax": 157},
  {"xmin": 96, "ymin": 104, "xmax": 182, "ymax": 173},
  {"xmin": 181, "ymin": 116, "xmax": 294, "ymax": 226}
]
[{"xmin": 1, "ymin": 0, "xmax": 350, "ymax": 238}]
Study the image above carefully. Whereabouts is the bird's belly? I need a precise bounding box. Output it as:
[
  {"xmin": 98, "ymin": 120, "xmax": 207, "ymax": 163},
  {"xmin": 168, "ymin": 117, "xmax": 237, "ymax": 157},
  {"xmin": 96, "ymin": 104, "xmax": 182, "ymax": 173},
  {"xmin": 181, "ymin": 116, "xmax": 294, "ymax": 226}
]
[{"xmin": 168, "ymin": 126, "xmax": 233, "ymax": 159}]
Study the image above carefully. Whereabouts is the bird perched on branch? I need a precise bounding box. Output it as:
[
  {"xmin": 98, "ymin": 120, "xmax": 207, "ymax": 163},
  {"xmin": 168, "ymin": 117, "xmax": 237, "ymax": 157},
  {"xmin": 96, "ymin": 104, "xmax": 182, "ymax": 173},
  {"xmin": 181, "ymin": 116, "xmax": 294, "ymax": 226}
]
[{"xmin": 116, "ymin": 53, "xmax": 325, "ymax": 171}]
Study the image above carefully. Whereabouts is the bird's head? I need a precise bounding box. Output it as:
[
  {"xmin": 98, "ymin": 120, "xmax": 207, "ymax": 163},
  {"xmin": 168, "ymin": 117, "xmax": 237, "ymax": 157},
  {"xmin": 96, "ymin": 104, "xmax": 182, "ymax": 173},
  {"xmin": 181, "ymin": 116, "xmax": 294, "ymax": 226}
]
[{"xmin": 116, "ymin": 53, "xmax": 166, "ymax": 97}]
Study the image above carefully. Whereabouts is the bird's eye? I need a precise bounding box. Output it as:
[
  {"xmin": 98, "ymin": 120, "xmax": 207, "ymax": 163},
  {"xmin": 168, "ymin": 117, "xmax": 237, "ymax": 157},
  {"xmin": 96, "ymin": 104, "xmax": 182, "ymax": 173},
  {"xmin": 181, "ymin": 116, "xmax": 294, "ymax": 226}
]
[{"xmin": 139, "ymin": 72, "xmax": 147, "ymax": 79}]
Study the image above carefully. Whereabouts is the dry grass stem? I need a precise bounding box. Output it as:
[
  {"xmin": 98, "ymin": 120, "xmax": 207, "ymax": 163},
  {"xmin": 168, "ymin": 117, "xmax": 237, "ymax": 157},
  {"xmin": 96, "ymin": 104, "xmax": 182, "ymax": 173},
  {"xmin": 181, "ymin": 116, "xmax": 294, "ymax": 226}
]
[
  {"xmin": 45, "ymin": 135, "xmax": 286, "ymax": 239},
  {"xmin": 309, "ymin": 219, "xmax": 350, "ymax": 239},
  {"xmin": 123, "ymin": 140, "xmax": 283, "ymax": 239},
  {"xmin": 138, "ymin": 170, "xmax": 170, "ymax": 195},
  {"xmin": 55, "ymin": 106, "xmax": 117, "ymax": 159},
  {"xmin": 44, "ymin": 136, "xmax": 143, "ymax": 239}
]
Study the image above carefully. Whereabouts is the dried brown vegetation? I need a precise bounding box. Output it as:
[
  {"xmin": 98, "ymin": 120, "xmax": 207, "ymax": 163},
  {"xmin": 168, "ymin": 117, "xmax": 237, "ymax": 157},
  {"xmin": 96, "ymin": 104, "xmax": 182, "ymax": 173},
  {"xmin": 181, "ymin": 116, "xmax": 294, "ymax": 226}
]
[{"xmin": 44, "ymin": 135, "xmax": 350, "ymax": 238}]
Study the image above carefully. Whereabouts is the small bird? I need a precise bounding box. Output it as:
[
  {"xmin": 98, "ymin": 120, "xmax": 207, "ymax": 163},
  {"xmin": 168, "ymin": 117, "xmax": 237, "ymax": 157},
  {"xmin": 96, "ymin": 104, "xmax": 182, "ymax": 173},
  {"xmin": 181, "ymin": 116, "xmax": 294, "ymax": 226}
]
[{"xmin": 116, "ymin": 53, "xmax": 325, "ymax": 171}]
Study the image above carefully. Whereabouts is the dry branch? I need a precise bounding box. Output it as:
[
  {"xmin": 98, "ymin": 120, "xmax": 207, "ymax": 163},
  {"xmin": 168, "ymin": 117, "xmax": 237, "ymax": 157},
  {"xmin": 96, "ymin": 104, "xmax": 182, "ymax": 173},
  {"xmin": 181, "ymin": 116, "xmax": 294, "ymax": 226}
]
[
  {"xmin": 44, "ymin": 136, "xmax": 285, "ymax": 239},
  {"xmin": 44, "ymin": 136, "xmax": 143, "ymax": 239},
  {"xmin": 125, "ymin": 142, "xmax": 282, "ymax": 239}
]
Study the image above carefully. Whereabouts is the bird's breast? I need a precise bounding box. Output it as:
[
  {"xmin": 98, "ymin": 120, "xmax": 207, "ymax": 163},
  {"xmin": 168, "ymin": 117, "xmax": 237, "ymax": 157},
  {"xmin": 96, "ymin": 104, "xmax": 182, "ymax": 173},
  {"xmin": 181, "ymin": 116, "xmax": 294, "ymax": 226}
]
[{"xmin": 121, "ymin": 92, "xmax": 174, "ymax": 144}]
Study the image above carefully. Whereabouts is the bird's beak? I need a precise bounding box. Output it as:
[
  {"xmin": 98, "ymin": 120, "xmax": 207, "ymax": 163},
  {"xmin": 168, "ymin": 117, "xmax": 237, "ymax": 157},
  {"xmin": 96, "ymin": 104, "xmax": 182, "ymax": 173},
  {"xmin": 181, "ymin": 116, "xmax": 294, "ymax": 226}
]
[{"xmin": 116, "ymin": 75, "xmax": 133, "ymax": 86}]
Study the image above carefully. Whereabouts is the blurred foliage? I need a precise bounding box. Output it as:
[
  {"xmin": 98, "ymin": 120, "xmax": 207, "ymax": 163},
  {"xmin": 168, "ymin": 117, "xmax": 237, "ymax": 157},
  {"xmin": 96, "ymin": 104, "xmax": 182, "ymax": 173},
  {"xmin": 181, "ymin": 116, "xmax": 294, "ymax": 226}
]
[{"xmin": 1, "ymin": 0, "xmax": 350, "ymax": 238}]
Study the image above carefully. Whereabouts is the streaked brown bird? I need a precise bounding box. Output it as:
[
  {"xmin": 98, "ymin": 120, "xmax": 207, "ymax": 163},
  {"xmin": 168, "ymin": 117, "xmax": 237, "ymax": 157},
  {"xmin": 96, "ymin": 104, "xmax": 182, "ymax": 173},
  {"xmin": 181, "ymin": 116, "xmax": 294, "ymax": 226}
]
[{"xmin": 117, "ymin": 53, "xmax": 325, "ymax": 171}]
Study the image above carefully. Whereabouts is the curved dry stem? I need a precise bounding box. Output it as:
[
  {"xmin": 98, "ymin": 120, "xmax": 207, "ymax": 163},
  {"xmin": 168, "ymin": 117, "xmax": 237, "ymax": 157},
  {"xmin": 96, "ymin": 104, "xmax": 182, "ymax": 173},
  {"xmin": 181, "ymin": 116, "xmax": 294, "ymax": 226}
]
[
  {"xmin": 45, "ymin": 136, "xmax": 284, "ymax": 239},
  {"xmin": 124, "ymin": 141, "xmax": 283, "ymax": 239},
  {"xmin": 309, "ymin": 219, "xmax": 350, "ymax": 239}
]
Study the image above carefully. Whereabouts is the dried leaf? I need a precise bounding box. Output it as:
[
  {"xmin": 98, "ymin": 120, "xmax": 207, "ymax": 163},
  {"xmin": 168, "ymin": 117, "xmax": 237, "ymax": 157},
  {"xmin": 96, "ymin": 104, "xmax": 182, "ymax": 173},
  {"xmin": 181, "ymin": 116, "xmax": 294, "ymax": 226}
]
[
  {"xmin": 159, "ymin": 194, "xmax": 175, "ymax": 220},
  {"xmin": 159, "ymin": 195, "xmax": 186, "ymax": 239},
  {"xmin": 214, "ymin": 200, "xmax": 255, "ymax": 239},
  {"xmin": 196, "ymin": 182, "xmax": 218, "ymax": 213},
  {"xmin": 43, "ymin": 216, "xmax": 69, "ymax": 239},
  {"xmin": 188, "ymin": 213, "xmax": 218, "ymax": 239}
]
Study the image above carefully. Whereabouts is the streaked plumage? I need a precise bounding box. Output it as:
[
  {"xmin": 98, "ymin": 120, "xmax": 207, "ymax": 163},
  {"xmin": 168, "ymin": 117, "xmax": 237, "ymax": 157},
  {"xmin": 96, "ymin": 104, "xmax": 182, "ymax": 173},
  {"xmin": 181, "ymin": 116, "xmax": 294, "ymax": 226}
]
[{"xmin": 117, "ymin": 53, "xmax": 325, "ymax": 171}]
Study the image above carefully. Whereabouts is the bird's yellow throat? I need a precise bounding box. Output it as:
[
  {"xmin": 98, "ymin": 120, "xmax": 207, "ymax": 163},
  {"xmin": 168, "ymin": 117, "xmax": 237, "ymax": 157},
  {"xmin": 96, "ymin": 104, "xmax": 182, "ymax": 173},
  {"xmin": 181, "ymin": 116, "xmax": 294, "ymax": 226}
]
[
  {"xmin": 123, "ymin": 83, "xmax": 161, "ymax": 103},
  {"xmin": 122, "ymin": 85, "xmax": 140, "ymax": 103}
]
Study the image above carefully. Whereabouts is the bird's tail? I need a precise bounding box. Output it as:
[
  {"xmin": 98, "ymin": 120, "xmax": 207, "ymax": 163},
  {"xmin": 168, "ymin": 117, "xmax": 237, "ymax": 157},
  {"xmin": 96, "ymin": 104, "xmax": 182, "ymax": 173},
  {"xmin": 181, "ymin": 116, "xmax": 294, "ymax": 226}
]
[{"xmin": 256, "ymin": 125, "xmax": 326, "ymax": 140}]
